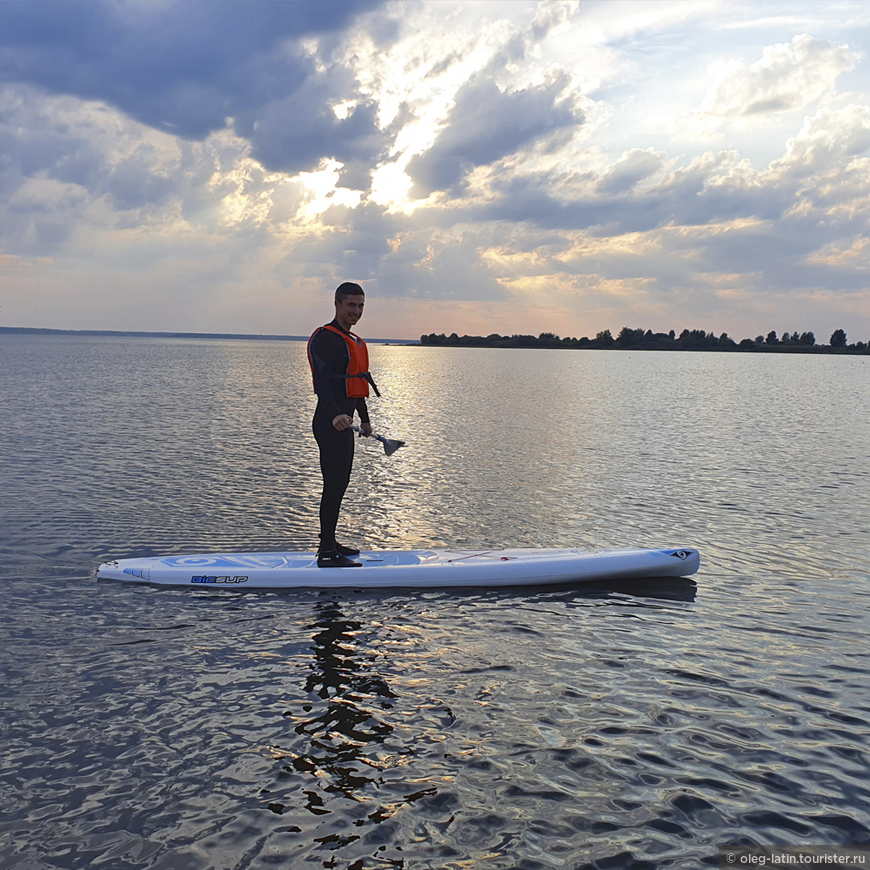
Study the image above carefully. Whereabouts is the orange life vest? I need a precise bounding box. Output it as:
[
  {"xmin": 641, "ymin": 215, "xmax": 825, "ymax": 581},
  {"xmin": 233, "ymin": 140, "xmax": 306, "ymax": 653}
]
[{"xmin": 307, "ymin": 324, "xmax": 380, "ymax": 398}]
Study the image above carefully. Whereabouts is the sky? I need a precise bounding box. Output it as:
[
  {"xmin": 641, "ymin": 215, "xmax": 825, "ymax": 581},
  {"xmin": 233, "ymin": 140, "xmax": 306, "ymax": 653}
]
[{"xmin": 1, "ymin": 0, "xmax": 870, "ymax": 342}]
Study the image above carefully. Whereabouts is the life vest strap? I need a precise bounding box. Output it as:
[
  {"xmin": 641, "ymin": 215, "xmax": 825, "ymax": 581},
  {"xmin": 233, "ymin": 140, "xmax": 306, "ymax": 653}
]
[{"xmin": 331, "ymin": 371, "xmax": 381, "ymax": 397}]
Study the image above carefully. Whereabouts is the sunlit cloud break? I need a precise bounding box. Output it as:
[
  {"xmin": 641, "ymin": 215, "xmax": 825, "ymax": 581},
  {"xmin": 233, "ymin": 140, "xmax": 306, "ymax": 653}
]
[{"xmin": 0, "ymin": 0, "xmax": 869, "ymax": 342}]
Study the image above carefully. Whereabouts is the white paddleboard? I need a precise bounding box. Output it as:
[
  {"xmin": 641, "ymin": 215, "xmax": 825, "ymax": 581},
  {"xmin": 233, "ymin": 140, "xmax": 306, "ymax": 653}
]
[{"xmin": 96, "ymin": 547, "xmax": 700, "ymax": 590}]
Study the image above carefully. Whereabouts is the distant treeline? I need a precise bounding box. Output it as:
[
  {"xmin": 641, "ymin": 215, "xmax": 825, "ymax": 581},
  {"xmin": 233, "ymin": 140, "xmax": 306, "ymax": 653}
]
[{"xmin": 420, "ymin": 327, "xmax": 870, "ymax": 353}]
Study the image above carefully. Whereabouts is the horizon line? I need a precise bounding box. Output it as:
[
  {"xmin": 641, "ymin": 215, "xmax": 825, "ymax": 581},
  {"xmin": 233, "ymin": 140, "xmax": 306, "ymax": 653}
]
[{"xmin": 0, "ymin": 326, "xmax": 418, "ymax": 345}]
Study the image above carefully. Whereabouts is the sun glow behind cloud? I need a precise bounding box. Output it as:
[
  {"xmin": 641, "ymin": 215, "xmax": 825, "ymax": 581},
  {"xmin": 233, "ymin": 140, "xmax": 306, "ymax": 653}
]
[{"xmin": 359, "ymin": 9, "xmax": 529, "ymax": 212}]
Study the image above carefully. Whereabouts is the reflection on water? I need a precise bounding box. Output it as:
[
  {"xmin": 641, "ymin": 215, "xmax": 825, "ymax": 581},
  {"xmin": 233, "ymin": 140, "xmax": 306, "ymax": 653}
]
[
  {"xmin": 272, "ymin": 602, "xmax": 397, "ymax": 816},
  {"xmin": 1, "ymin": 335, "xmax": 869, "ymax": 868},
  {"xmin": 548, "ymin": 576, "xmax": 698, "ymax": 604}
]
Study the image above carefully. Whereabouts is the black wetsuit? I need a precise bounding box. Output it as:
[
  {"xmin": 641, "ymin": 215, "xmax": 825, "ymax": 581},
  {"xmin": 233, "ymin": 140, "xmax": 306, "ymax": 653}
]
[{"xmin": 309, "ymin": 320, "xmax": 371, "ymax": 553}]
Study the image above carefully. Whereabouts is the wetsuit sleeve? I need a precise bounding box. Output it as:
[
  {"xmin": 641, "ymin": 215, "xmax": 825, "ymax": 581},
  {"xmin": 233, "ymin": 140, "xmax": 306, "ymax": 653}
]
[
  {"xmin": 309, "ymin": 330, "xmax": 343, "ymax": 421},
  {"xmin": 356, "ymin": 398, "xmax": 370, "ymax": 426}
]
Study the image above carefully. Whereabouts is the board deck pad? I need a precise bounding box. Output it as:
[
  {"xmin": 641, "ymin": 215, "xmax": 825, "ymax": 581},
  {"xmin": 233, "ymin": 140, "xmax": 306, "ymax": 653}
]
[{"xmin": 97, "ymin": 547, "xmax": 700, "ymax": 589}]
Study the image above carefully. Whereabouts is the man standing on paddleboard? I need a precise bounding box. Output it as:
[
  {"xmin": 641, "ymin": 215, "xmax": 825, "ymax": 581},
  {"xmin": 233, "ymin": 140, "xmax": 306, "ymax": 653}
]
[{"xmin": 307, "ymin": 282, "xmax": 379, "ymax": 567}]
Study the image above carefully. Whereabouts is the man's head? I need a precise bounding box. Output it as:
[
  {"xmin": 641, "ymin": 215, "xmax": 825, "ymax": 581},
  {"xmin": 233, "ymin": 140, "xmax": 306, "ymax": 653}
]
[
  {"xmin": 335, "ymin": 282, "xmax": 364, "ymax": 303},
  {"xmin": 334, "ymin": 282, "xmax": 365, "ymax": 331}
]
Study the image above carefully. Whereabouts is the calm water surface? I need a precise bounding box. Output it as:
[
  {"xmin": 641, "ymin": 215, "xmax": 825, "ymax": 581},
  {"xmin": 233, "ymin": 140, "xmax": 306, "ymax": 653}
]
[{"xmin": 1, "ymin": 335, "xmax": 869, "ymax": 869}]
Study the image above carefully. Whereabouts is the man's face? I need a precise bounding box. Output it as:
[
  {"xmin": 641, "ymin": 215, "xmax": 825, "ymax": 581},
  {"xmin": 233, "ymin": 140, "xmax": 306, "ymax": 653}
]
[{"xmin": 335, "ymin": 294, "xmax": 365, "ymax": 330}]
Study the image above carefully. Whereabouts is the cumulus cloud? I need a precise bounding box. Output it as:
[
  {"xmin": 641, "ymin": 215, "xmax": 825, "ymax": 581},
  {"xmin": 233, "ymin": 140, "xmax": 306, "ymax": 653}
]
[
  {"xmin": 405, "ymin": 71, "xmax": 583, "ymax": 197},
  {"xmin": 476, "ymin": 148, "xmax": 783, "ymax": 237},
  {"xmin": 431, "ymin": 95, "xmax": 870, "ymax": 338},
  {"xmin": 0, "ymin": 0, "xmax": 388, "ymax": 175},
  {"xmin": 701, "ymin": 34, "xmax": 859, "ymax": 118},
  {"xmin": 0, "ymin": 82, "xmax": 276, "ymax": 263},
  {"xmin": 669, "ymin": 34, "xmax": 861, "ymax": 140},
  {"xmin": 771, "ymin": 103, "xmax": 870, "ymax": 176}
]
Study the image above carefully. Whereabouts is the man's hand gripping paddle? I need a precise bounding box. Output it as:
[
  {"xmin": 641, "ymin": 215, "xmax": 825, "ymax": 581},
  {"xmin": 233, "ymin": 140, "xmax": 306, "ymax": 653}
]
[{"xmin": 351, "ymin": 425, "xmax": 406, "ymax": 457}]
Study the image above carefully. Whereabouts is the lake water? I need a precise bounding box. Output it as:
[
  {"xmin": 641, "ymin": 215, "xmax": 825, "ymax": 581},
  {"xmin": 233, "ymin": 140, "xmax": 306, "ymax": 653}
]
[{"xmin": 1, "ymin": 335, "xmax": 869, "ymax": 869}]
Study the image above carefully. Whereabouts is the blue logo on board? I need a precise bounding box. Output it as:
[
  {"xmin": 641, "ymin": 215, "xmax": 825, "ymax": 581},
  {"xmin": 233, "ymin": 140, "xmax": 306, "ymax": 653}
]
[{"xmin": 162, "ymin": 554, "xmax": 292, "ymax": 569}]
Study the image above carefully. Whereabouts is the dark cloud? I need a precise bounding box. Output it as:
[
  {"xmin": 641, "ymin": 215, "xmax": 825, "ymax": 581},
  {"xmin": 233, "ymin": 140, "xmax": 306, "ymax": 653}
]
[
  {"xmin": 337, "ymin": 160, "xmax": 378, "ymax": 192},
  {"xmin": 406, "ymin": 71, "xmax": 583, "ymax": 197},
  {"xmin": 479, "ymin": 150, "xmax": 793, "ymax": 236},
  {"xmin": 0, "ymin": 0, "xmax": 387, "ymax": 173},
  {"xmin": 596, "ymin": 149, "xmax": 664, "ymax": 195},
  {"xmin": 102, "ymin": 153, "xmax": 178, "ymax": 212},
  {"xmin": 248, "ymin": 87, "xmax": 388, "ymax": 177}
]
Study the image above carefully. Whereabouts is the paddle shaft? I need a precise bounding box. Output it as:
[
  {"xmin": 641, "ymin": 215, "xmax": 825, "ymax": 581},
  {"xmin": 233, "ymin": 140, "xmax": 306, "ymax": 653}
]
[{"xmin": 351, "ymin": 424, "xmax": 394, "ymax": 444}]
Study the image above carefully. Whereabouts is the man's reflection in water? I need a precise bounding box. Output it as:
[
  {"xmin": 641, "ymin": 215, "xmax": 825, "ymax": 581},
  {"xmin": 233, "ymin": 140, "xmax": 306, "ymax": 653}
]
[{"xmin": 277, "ymin": 601, "xmax": 398, "ymax": 813}]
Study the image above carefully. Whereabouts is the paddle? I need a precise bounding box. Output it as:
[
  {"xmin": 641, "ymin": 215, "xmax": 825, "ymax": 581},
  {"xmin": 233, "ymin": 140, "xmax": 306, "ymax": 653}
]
[{"xmin": 351, "ymin": 425, "xmax": 406, "ymax": 457}]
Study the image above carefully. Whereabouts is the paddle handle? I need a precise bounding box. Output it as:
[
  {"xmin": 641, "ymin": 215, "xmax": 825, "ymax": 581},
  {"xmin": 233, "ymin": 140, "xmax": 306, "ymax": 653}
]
[{"xmin": 351, "ymin": 424, "xmax": 384, "ymax": 442}]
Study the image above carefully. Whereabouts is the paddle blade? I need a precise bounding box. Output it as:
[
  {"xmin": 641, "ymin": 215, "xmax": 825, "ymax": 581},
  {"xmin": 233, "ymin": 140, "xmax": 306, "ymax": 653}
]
[{"xmin": 380, "ymin": 437, "xmax": 406, "ymax": 457}]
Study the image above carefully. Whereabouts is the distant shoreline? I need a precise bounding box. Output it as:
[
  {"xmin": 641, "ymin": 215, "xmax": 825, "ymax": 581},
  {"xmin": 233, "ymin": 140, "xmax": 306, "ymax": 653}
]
[
  {"xmin": 420, "ymin": 329, "xmax": 870, "ymax": 355},
  {"xmin": 3, "ymin": 325, "xmax": 868, "ymax": 354},
  {"xmin": 0, "ymin": 326, "xmax": 415, "ymax": 345}
]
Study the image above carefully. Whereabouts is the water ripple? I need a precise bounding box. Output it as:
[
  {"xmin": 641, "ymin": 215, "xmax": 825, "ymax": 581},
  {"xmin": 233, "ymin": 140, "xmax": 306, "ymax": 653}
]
[{"xmin": 2, "ymin": 338, "xmax": 870, "ymax": 868}]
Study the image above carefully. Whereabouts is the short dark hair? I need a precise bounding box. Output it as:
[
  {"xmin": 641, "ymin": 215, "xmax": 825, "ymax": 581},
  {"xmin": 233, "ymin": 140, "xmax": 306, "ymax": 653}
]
[{"xmin": 335, "ymin": 282, "xmax": 365, "ymax": 302}]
